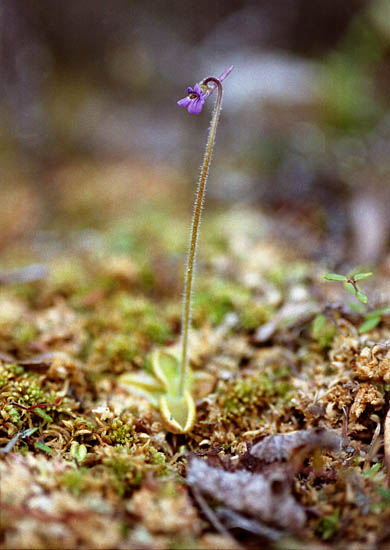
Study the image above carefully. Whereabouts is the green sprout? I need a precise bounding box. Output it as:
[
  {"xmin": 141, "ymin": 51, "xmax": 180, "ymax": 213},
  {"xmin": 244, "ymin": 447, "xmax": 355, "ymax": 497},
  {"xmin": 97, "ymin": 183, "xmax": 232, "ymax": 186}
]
[
  {"xmin": 323, "ymin": 271, "xmax": 390, "ymax": 333},
  {"xmin": 358, "ymin": 307, "xmax": 390, "ymax": 334},
  {"xmin": 119, "ymin": 67, "xmax": 233, "ymax": 433},
  {"xmin": 324, "ymin": 271, "xmax": 373, "ymax": 304}
]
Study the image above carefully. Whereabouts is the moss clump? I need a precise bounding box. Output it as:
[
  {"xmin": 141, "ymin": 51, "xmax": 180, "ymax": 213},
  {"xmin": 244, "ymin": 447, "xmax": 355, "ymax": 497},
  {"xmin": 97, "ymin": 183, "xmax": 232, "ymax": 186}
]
[
  {"xmin": 106, "ymin": 419, "xmax": 136, "ymax": 446},
  {"xmin": 219, "ymin": 374, "xmax": 272, "ymax": 418},
  {"xmin": 4, "ymin": 404, "xmax": 23, "ymax": 426},
  {"xmin": 24, "ymin": 381, "xmax": 49, "ymax": 403},
  {"xmin": 0, "ymin": 362, "xmax": 73, "ymax": 437},
  {"xmin": 102, "ymin": 448, "xmax": 145, "ymax": 491},
  {"xmin": 376, "ymin": 487, "xmax": 390, "ymax": 512},
  {"xmin": 61, "ymin": 467, "xmax": 88, "ymax": 496},
  {"xmin": 115, "ymin": 294, "xmax": 172, "ymax": 344},
  {"xmin": 312, "ymin": 314, "xmax": 337, "ymax": 349},
  {"xmin": 218, "ymin": 367, "xmax": 293, "ymax": 420},
  {"xmin": 316, "ymin": 509, "xmax": 340, "ymax": 540},
  {"xmin": 266, "ymin": 261, "xmax": 310, "ymax": 289},
  {"xmin": 12, "ymin": 322, "xmax": 39, "ymax": 346},
  {"xmin": 0, "ymin": 363, "xmax": 24, "ymax": 388},
  {"xmin": 240, "ymin": 302, "xmax": 272, "ymax": 331},
  {"xmin": 105, "ymin": 334, "xmax": 141, "ymax": 362},
  {"xmin": 84, "ymin": 293, "xmax": 172, "ymax": 372},
  {"xmin": 193, "ymin": 277, "xmax": 256, "ymax": 326},
  {"xmin": 48, "ymin": 259, "xmax": 88, "ymax": 297},
  {"xmin": 4, "ymin": 370, "xmax": 57, "ymax": 408},
  {"xmin": 149, "ymin": 447, "xmax": 168, "ymax": 474}
]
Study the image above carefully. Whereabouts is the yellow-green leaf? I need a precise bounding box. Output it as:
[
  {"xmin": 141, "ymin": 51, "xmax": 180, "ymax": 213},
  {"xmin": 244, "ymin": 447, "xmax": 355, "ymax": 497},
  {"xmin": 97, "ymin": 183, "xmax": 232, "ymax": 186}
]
[
  {"xmin": 118, "ymin": 371, "xmax": 164, "ymax": 406},
  {"xmin": 159, "ymin": 391, "xmax": 196, "ymax": 434},
  {"xmin": 152, "ymin": 349, "xmax": 182, "ymax": 396}
]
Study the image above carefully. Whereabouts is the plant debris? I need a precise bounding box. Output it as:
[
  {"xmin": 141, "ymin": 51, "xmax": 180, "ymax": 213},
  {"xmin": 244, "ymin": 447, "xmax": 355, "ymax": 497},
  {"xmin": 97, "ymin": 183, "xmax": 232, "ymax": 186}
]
[{"xmin": 187, "ymin": 454, "xmax": 306, "ymax": 531}]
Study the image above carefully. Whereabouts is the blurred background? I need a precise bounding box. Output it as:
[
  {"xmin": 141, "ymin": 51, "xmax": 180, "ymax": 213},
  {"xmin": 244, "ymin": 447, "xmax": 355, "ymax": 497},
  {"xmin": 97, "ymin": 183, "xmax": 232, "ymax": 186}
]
[{"xmin": 1, "ymin": 0, "xmax": 390, "ymax": 266}]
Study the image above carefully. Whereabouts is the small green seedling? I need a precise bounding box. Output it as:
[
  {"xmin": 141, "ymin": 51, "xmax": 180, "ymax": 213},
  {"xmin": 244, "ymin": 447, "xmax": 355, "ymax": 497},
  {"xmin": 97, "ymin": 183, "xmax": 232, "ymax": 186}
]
[
  {"xmin": 324, "ymin": 271, "xmax": 373, "ymax": 304},
  {"xmin": 324, "ymin": 271, "xmax": 390, "ymax": 333},
  {"xmin": 358, "ymin": 307, "xmax": 390, "ymax": 334},
  {"xmin": 120, "ymin": 66, "xmax": 233, "ymax": 433}
]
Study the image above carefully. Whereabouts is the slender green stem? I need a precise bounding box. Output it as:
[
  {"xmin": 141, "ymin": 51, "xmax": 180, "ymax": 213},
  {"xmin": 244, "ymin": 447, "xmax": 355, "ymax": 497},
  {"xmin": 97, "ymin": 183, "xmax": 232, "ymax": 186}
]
[{"xmin": 179, "ymin": 77, "xmax": 223, "ymax": 395}]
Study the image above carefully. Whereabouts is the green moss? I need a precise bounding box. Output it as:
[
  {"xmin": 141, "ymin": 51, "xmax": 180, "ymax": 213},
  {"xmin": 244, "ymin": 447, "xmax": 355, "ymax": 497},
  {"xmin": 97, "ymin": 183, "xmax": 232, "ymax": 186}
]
[
  {"xmin": 311, "ymin": 314, "xmax": 337, "ymax": 349},
  {"xmin": 219, "ymin": 368, "xmax": 293, "ymax": 419},
  {"xmin": 362, "ymin": 462, "xmax": 382, "ymax": 478},
  {"xmin": 376, "ymin": 487, "xmax": 390, "ymax": 511},
  {"xmin": 61, "ymin": 467, "xmax": 88, "ymax": 495},
  {"xmin": 144, "ymin": 318, "xmax": 171, "ymax": 344},
  {"xmin": 104, "ymin": 451, "xmax": 130, "ymax": 480},
  {"xmin": 169, "ymin": 536, "xmax": 200, "ymax": 550},
  {"xmin": 13, "ymin": 322, "xmax": 39, "ymax": 346},
  {"xmin": 316, "ymin": 509, "xmax": 340, "ymax": 540},
  {"xmin": 220, "ymin": 374, "xmax": 272, "ymax": 417},
  {"xmin": 103, "ymin": 448, "xmax": 144, "ymax": 491},
  {"xmin": 5, "ymin": 405, "xmax": 23, "ymax": 425},
  {"xmin": 266, "ymin": 262, "xmax": 310, "ymax": 288},
  {"xmin": 106, "ymin": 419, "xmax": 135, "ymax": 445},
  {"xmin": 240, "ymin": 302, "xmax": 272, "ymax": 331},
  {"xmin": 105, "ymin": 334, "xmax": 140, "ymax": 362},
  {"xmin": 1, "ymin": 366, "xmax": 64, "ymax": 430},
  {"xmin": 0, "ymin": 363, "xmax": 24, "ymax": 387},
  {"xmin": 24, "ymin": 381, "xmax": 47, "ymax": 402},
  {"xmin": 6, "ymin": 363, "xmax": 25, "ymax": 376},
  {"xmin": 7, "ymin": 375, "xmax": 57, "ymax": 408},
  {"xmin": 193, "ymin": 278, "xmax": 252, "ymax": 326},
  {"xmin": 115, "ymin": 294, "xmax": 172, "ymax": 345},
  {"xmin": 49, "ymin": 260, "xmax": 88, "ymax": 296},
  {"xmin": 150, "ymin": 447, "xmax": 168, "ymax": 476}
]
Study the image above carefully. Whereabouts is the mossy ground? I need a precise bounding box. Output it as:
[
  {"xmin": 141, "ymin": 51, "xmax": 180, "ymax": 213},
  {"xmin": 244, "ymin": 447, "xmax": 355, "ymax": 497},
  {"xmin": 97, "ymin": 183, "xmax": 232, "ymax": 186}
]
[{"xmin": 1, "ymin": 170, "xmax": 390, "ymax": 549}]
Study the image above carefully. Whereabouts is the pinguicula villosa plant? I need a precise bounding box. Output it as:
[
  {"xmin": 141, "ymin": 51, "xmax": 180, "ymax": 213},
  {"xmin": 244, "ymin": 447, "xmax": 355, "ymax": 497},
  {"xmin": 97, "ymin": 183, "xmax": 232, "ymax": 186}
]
[{"xmin": 120, "ymin": 66, "xmax": 234, "ymax": 433}]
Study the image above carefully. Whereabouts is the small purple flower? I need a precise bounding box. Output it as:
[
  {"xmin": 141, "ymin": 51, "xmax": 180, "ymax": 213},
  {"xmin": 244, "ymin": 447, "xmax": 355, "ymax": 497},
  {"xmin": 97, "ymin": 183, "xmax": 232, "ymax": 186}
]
[{"xmin": 177, "ymin": 83, "xmax": 207, "ymax": 115}]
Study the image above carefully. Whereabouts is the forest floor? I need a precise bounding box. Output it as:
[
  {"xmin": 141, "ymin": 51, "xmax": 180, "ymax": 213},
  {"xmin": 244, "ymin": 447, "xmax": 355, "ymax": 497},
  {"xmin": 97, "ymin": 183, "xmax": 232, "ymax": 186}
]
[{"xmin": 1, "ymin": 161, "xmax": 390, "ymax": 549}]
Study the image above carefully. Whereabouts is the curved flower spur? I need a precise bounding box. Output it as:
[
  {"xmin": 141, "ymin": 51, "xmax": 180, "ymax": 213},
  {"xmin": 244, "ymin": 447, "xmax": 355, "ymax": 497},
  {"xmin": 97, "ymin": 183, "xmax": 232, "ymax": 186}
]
[{"xmin": 120, "ymin": 66, "xmax": 234, "ymax": 433}]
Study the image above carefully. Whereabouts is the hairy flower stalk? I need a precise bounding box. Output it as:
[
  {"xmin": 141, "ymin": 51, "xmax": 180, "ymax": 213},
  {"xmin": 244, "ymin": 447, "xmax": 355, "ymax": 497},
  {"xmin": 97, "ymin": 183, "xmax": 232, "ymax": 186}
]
[
  {"xmin": 120, "ymin": 68, "xmax": 233, "ymax": 433},
  {"xmin": 179, "ymin": 76, "xmax": 224, "ymax": 396}
]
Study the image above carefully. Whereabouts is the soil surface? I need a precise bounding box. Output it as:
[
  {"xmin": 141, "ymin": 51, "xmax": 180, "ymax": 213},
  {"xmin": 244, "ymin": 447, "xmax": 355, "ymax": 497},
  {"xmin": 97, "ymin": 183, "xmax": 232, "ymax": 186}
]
[{"xmin": 1, "ymin": 165, "xmax": 390, "ymax": 549}]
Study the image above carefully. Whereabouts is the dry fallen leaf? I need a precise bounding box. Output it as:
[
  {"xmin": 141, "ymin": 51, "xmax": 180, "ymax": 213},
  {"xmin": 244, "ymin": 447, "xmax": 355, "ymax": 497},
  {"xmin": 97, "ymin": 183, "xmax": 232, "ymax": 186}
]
[
  {"xmin": 249, "ymin": 428, "xmax": 341, "ymax": 464},
  {"xmin": 187, "ymin": 455, "xmax": 306, "ymax": 531}
]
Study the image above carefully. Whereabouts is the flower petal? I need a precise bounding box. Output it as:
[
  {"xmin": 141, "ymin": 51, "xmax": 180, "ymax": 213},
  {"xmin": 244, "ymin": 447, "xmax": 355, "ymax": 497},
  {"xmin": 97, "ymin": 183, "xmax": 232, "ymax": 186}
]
[
  {"xmin": 187, "ymin": 97, "xmax": 203, "ymax": 115},
  {"xmin": 193, "ymin": 83, "xmax": 203, "ymax": 96},
  {"xmin": 177, "ymin": 97, "xmax": 191, "ymax": 108}
]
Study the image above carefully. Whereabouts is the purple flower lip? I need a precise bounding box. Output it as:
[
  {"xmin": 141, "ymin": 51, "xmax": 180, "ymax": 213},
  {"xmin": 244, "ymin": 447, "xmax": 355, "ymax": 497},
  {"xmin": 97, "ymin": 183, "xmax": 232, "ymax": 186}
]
[{"xmin": 177, "ymin": 82, "xmax": 206, "ymax": 115}]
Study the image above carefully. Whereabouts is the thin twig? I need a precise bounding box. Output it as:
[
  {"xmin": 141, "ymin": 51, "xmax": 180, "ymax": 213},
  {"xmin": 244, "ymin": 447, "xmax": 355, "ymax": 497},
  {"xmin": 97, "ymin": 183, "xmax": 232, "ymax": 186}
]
[{"xmin": 191, "ymin": 486, "xmax": 241, "ymax": 548}]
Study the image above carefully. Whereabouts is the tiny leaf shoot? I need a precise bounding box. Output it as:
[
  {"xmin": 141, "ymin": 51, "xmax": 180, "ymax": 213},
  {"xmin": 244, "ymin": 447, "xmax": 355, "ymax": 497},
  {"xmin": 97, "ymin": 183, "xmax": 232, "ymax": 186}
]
[
  {"xmin": 324, "ymin": 271, "xmax": 372, "ymax": 305},
  {"xmin": 324, "ymin": 273, "xmax": 347, "ymax": 281},
  {"xmin": 353, "ymin": 272, "xmax": 373, "ymax": 281},
  {"xmin": 358, "ymin": 306, "xmax": 390, "ymax": 334}
]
